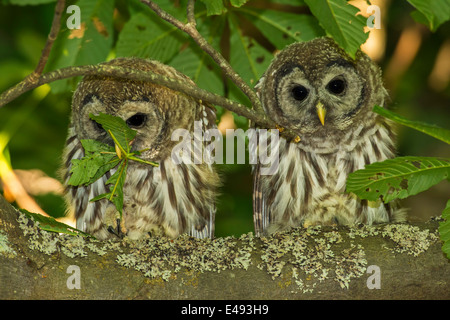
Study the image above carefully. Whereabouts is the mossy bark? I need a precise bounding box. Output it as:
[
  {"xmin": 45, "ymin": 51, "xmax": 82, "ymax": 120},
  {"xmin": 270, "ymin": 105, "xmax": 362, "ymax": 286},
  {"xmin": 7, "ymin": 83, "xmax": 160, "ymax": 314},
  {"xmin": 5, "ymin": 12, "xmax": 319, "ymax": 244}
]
[{"xmin": 1, "ymin": 194, "xmax": 449, "ymax": 300}]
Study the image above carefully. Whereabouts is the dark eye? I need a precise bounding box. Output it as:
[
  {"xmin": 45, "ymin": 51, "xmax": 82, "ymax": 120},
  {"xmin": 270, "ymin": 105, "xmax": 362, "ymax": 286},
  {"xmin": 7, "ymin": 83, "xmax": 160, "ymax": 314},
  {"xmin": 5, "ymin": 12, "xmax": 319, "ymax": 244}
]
[
  {"xmin": 91, "ymin": 119, "xmax": 104, "ymax": 132},
  {"xmin": 130, "ymin": 96, "xmax": 150, "ymax": 102},
  {"xmin": 291, "ymin": 85, "xmax": 309, "ymax": 101},
  {"xmin": 83, "ymin": 93, "xmax": 96, "ymax": 105},
  {"xmin": 327, "ymin": 78, "xmax": 346, "ymax": 95},
  {"xmin": 126, "ymin": 113, "xmax": 147, "ymax": 128}
]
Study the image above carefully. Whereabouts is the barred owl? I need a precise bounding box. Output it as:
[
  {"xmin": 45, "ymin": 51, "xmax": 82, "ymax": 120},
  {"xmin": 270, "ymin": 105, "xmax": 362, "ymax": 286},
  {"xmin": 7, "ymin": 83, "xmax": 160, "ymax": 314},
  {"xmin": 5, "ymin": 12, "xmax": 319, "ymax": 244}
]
[
  {"xmin": 253, "ymin": 37, "xmax": 406, "ymax": 236},
  {"xmin": 61, "ymin": 57, "xmax": 220, "ymax": 240}
]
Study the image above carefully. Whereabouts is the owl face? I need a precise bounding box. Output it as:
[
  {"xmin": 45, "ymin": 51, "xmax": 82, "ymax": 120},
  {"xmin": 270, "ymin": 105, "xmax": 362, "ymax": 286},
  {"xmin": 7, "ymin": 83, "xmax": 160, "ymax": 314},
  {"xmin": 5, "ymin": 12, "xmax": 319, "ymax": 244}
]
[
  {"xmin": 64, "ymin": 57, "xmax": 219, "ymax": 240},
  {"xmin": 252, "ymin": 38, "xmax": 402, "ymax": 235},
  {"xmin": 71, "ymin": 58, "xmax": 197, "ymax": 161},
  {"xmin": 258, "ymin": 37, "xmax": 386, "ymax": 138}
]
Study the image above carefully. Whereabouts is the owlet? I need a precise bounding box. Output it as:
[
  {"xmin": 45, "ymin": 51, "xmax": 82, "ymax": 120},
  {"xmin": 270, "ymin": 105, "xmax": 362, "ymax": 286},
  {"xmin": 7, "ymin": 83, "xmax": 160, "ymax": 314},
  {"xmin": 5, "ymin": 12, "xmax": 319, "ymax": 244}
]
[
  {"xmin": 61, "ymin": 57, "xmax": 220, "ymax": 240},
  {"xmin": 253, "ymin": 37, "xmax": 406, "ymax": 236}
]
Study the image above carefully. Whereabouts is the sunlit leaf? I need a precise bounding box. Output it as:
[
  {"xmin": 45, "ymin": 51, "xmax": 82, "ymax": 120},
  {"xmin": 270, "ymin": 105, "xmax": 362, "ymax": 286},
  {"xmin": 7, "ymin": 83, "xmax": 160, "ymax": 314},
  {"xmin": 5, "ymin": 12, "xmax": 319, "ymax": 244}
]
[
  {"xmin": 407, "ymin": 0, "xmax": 450, "ymax": 32},
  {"xmin": 20, "ymin": 209, "xmax": 92, "ymax": 238},
  {"xmin": 230, "ymin": 0, "xmax": 248, "ymax": 8},
  {"xmin": 304, "ymin": 0, "xmax": 368, "ymax": 58}
]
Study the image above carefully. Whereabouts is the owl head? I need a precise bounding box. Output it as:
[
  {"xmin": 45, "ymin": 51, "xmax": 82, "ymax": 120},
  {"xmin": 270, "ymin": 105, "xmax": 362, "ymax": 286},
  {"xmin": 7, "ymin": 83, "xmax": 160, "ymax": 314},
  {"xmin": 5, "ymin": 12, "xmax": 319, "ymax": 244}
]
[
  {"xmin": 257, "ymin": 37, "xmax": 388, "ymax": 142},
  {"xmin": 71, "ymin": 57, "xmax": 199, "ymax": 161}
]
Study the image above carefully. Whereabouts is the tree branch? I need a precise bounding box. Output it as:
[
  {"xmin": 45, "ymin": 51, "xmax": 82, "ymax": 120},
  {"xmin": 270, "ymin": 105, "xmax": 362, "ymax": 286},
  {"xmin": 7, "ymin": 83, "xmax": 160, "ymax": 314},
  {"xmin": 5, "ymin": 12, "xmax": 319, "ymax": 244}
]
[
  {"xmin": 0, "ymin": 65, "xmax": 266, "ymax": 127},
  {"xmin": 0, "ymin": 194, "xmax": 448, "ymax": 299},
  {"xmin": 30, "ymin": 0, "xmax": 66, "ymax": 82},
  {"xmin": 141, "ymin": 0, "xmax": 264, "ymax": 114},
  {"xmin": 186, "ymin": 0, "xmax": 196, "ymax": 26},
  {"xmin": 0, "ymin": 1, "xmax": 301, "ymax": 142},
  {"xmin": 0, "ymin": 64, "xmax": 300, "ymax": 140}
]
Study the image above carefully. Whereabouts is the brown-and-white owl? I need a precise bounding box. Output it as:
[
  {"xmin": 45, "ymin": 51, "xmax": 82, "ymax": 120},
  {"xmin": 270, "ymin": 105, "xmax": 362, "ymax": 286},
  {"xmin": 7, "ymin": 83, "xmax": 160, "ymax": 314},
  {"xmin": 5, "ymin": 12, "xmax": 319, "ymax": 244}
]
[
  {"xmin": 61, "ymin": 57, "xmax": 220, "ymax": 240},
  {"xmin": 253, "ymin": 37, "xmax": 406, "ymax": 236}
]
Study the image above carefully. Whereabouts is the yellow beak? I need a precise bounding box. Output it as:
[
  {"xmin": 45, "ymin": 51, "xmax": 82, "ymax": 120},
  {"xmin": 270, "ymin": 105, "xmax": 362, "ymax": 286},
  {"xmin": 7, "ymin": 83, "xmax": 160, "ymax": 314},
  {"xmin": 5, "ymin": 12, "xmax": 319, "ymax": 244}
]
[{"xmin": 316, "ymin": 101, "xmax": 326, "ymax": 126}]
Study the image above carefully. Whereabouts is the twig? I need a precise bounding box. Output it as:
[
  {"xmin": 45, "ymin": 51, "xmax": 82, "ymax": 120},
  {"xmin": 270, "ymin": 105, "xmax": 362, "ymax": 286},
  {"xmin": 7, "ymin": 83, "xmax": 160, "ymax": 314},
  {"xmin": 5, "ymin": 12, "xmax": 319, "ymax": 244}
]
[
  {"xmin": 0, "ymin": 64, "xmax": 299, "ymax": 141},
  {"xmin": 1, "ymin": 65, "xmax": 259, "ymax": 126},
  {"xmin": 186, "ymin": 0, "xmax": 196, "ymax": 26},
  {"xmin": 0, "ymin": 0, "xmax": 300, "ymax": 141},
  {"xmin": 141, "ymin": 0, "xmax": 264, "ymax": 114},
  {"xmin": 30, "ymin": 0, "xmax": 66, "ymax": 82}
]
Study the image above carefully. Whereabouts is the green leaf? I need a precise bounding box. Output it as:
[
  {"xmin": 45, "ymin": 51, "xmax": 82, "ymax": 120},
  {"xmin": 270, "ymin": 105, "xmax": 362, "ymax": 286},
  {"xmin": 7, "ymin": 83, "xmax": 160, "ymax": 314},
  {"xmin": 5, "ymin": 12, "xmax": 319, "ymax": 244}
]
[
  {"xmin": 116, "ymin": 12, "xmax": 187, "ymax": 62},
  {"xmin": 407, "ymin": 0, "xmax": 450, "ymax": 32},
  {"xmin": 91, "ymin": 160, "xmax": 128, "ymax": 216},
  {"xmin": 127, "ymin": 154, "xmax": 159, "ymax": 166},
  {"xmin": 271, "ymin": 0, "xmax": 306, "ymax": 5},
  {"xmin": 230, "ymin": 0, "xmax": 248, "ymax": 8},
  {"xmin": 347, "ymin": 156, "xmax": 450, "ymax": 203},
  {"xmin": 7, "ymin": 0, "xmax": 56, "ymax": 5},
  {"xmin": 89, "ymin": 113, "xmax": 137, "ymax": 154},
  {"xmin": 228, "ymin": 13, "xmax": 273, "ymax": 87},
  {"xmin": 304, "ymin": 0, "xmax": 368, "ymax": 58},
  {"xmin": 45, "ymin": 0, "xmax": 114, "ymax": 93},
  {"xmin": 68, "ymin": 140, "xmax": 119, "ymax": 186},
  {"xmin": 373, "ymin": 106, "xmax": 450, "ymax": 145},
  {"xmin": 197, "ymin": 0, "xmax": 226, "ymax": 16},
  {"xmin": 226, "ymin": 12, "xmax": 274, "ymax": 111},
  {"xmin": 19, "ymin": 209, "xmax": 92, "ymax": 238},
  {"xmin": 80, "ymin": 139, "xmax": 113, "ymax": 154},
  {"xmin": 439, "ymin": 199, "xmax": 450, "ymax": 260},
  {"xmin": 241, "ymin": 8, "xmax": 324, "ymax": 49},
  {"xmin": 169, "ymin": 14, "xmax": 225, "ymax": 97},
  {"xmin": 70, "ymin": 114, "xmax": 158, "ymax": 217}
]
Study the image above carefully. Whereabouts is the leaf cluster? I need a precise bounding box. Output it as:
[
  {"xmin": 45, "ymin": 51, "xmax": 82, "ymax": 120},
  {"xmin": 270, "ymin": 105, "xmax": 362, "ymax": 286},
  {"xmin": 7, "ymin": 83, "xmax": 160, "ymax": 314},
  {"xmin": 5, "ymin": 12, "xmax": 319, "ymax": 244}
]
[
  {"xmin": 2, "ymin": 0, "xmax": 449, "ymax": 248},
  {"xmin": 346, "ymin": 106, "xmax": 450, "ymax": 259},
  {"xmin": 68, "ymin": 113, "xmax": 158, "ymax": 218},
  {"xmin": 37, "ymin": 0, "xmax": 448, "ymax": 122},
  {"xmin": 41, "ymin": 0, "xmax": 370, "ymax": 124}
]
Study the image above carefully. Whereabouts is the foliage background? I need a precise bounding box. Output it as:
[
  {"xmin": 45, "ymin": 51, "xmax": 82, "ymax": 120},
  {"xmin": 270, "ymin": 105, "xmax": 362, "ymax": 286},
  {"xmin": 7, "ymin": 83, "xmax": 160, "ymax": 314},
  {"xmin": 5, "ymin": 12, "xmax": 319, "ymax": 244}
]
[{"xmin": 0, "ymin": 0, "xmax": 449, "ymax": 237}]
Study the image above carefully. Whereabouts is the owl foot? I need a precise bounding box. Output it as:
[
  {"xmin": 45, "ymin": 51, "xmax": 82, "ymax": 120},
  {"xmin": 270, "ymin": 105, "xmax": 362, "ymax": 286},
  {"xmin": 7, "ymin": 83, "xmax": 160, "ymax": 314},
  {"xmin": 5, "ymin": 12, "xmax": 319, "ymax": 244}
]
[
  {"xmin": 104, "ymin": 206, "xmax": 127, "ymax": 238},
  {"xmin": 302, "ymin": 218, "xmax": 338, "ymax": 228},
  {"xmin": 107, "ymin": 219, "xmax": 125, "ymax": 238}
]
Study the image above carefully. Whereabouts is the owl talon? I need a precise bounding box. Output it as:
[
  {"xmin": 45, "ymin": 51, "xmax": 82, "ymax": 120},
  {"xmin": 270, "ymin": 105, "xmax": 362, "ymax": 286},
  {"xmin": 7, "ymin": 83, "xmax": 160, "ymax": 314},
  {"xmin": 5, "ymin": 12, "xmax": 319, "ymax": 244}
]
[{"xmin": 107, "ymin": 218, "xmax": 125, "ymax": 238}]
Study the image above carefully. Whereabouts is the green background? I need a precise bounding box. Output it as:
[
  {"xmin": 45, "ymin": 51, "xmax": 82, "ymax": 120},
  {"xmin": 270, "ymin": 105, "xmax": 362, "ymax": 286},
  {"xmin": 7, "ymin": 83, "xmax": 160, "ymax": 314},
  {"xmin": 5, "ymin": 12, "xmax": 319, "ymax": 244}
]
[{"xmin": 0, "ymin": 0, "xmax": 449, "ymax": 237}]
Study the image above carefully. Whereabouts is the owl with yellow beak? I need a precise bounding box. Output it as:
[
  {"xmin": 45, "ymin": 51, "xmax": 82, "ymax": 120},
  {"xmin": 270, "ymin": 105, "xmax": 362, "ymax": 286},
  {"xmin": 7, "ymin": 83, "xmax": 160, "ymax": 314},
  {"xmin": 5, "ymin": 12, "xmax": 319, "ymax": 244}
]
[{"xmin": 252, "ymin": 37, "xmax": 406, "ymax": 236}]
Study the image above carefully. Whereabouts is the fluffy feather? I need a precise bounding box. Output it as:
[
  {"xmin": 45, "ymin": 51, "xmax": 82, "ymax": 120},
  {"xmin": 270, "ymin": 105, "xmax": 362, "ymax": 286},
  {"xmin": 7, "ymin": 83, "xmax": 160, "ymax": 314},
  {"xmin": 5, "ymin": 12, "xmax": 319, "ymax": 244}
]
[
  {"xmin": 253, "ymin": 38, "xmax": 406, "ymax": 236},
  {"xmin": 61, "ymin": 58, "xmax": 220, "ymax": 240}
]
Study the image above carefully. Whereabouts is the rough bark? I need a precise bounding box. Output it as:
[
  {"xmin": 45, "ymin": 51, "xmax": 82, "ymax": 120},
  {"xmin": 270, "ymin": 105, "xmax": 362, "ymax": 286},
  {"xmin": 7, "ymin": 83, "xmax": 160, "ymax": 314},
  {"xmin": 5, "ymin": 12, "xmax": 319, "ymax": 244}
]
[{"xmin": 0, "ymin": 194, "xmax": 449, "ymax": 300}]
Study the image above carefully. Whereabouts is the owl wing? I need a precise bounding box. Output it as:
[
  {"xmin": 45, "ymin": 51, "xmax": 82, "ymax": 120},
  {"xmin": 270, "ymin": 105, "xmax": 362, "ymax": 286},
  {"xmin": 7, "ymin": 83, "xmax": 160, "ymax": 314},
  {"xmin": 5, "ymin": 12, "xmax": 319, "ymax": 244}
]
[
  {"xmin": 253, "ymin": 163, "xmax": 268, "ymax": 237},
  {"xmin": 73, "ymin": 174, "xmax": 113, "ymax": 239},
  {"xmin": 251, "ymin": 128, "xmax": 273, "ymax": 237},
  {"xmin": 252, "ymin": 78, "xmax": 271, "ymax": 237},
  {"xmin": 188, "ymin": 205, "xmax": 215, "ymax": 239},
  {"xmin": 187, "ymin": 102, "xmax": 218, "ymax": 239}
]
